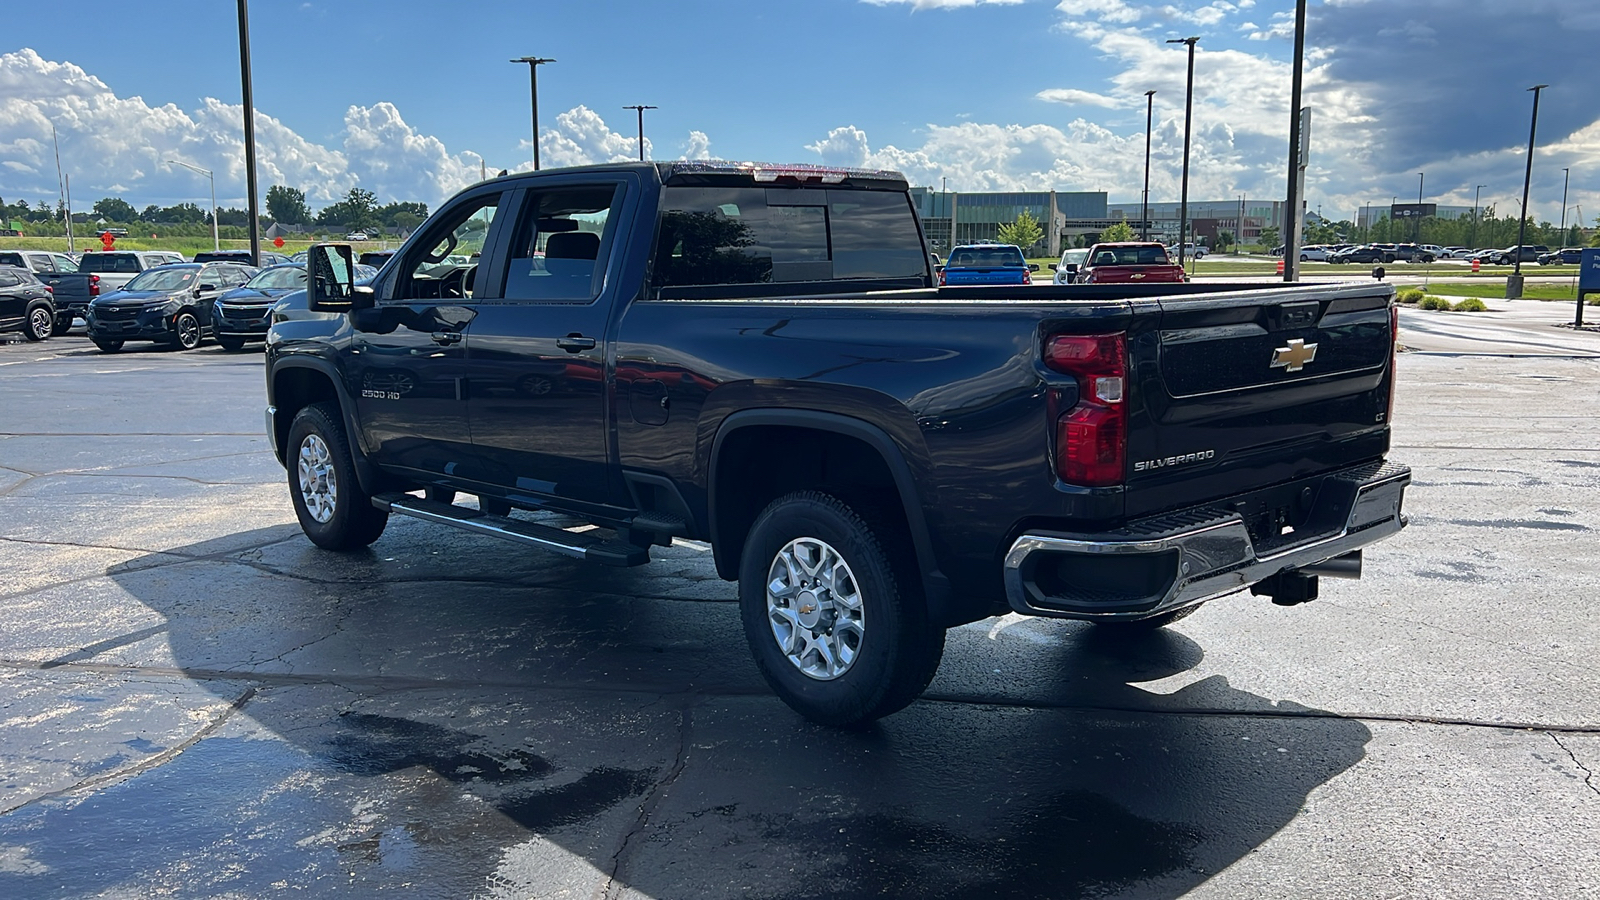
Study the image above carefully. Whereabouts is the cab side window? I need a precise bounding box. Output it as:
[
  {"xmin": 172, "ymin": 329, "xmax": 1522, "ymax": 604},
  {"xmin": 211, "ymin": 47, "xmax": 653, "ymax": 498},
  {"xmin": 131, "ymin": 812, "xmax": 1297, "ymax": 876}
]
[
  {"xmin": 502, "ymin": 184, "xmax": 625, "ymax": 303},
  {"xmin": 395, "ymin": 194, "xmax": 502, "ymax": 302}
]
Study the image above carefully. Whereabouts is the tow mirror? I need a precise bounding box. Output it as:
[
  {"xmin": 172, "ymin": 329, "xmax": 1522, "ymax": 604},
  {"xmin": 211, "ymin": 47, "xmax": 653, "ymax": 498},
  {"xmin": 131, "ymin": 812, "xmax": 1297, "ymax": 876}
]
[
  {"xmin": 308, "ymin": 243, "xmax": 362, "ymax": 312},
  {"xmin": 1048, "ymin": 263, "xmax": 1059, "ymax": 271},
  {"xmin": 1028, "ymin": 264, "xmax": 1040, "ymax": 273},
  {"xmin": 933, "ymin": 265, "xmax": 944, "ymax": 274},
  {"xmin": 1064, "ymin": 264, "xmax": 1079, "ymax": 274}
]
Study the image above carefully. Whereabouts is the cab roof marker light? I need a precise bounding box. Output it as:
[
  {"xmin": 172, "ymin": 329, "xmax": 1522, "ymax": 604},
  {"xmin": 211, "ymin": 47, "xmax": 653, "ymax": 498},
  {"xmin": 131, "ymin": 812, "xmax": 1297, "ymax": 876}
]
[{"xmin": 665, "ymin": 160, "xmax": 903, "ymax": 183}]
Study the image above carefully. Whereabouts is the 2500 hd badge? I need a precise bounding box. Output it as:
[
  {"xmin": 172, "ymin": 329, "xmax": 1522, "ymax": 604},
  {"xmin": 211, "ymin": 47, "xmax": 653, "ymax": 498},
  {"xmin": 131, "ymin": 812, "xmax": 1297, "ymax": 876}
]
[{"xmin": 1134, "ymin": 450, "xmax": 1216, "ymax": 472}]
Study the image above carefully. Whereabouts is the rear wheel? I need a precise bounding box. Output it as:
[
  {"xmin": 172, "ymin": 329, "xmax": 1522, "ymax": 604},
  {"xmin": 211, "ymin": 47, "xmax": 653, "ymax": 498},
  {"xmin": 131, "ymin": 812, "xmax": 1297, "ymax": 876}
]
[
  {"xmin": 23, "ymin": 305, "xmax": 53, "ymax": 341},
  {"xmin": 92, "ymin": 339, "xmax": 124, "ymax": 353},
  {"xmin": 738, "ymin": 491, "xmax": 944, "ymax": 727},
  {"xmin": 286, "ymin": 402, "xmax": 388, "ymax": 550},
  {"xmin": 51, "ymin": 315, "xmax": 73, "ymax": 337}
]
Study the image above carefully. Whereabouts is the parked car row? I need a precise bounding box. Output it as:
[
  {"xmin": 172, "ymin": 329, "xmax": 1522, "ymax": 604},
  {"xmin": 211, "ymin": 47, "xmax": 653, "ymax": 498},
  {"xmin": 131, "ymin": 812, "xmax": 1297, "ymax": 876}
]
[{"xmin": 1049, "ymin": 242, "xmax": 1186, "ymax": 284}]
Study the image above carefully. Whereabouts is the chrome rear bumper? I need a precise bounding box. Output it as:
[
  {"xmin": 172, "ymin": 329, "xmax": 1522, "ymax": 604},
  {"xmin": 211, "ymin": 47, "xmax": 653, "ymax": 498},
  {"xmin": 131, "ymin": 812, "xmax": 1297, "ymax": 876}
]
[{"xmin": 1004, "ymin": 461, "xmax": 1410, "ymax": 621}]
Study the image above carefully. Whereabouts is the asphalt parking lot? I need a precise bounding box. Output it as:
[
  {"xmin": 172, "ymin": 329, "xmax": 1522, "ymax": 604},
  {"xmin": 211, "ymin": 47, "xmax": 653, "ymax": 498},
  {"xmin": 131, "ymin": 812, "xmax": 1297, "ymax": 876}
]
[{"xmin": 1, "ymin": 311, "xmax": 1598, "ymax": 899}]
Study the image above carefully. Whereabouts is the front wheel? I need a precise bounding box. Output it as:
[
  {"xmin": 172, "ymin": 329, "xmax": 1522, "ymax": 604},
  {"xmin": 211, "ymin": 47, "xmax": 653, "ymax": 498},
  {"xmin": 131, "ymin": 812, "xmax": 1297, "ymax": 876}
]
[
  {"xmin": 92, "ymin": 339, "xmax": 124, "ymax": 353},
  {"xmin": 23, "ymin": 305, "xmax": 53, "ymax": 341},
  {"xmin": 286, "ymin": 402, "xmax": 389, "ymax": 550},
  {"xmin": 739, "ymin": 491, "xmax": 944, "ymax": 727},
  {"xmin": 51, "ymin": 315, "xmax": 73, "ymax": 337},
  {"xmin": 216, "ymin": 336, "xmax": 246, "ymax": 352},
  {"xmin": 170, "ymin": 312, "xmax": 202, "ymax": 350}
]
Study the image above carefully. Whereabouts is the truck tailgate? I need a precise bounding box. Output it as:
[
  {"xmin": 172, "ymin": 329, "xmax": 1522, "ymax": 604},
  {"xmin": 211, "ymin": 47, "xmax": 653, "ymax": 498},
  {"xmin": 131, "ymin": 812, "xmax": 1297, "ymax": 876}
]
[
  {"xmin": 1124, "ymin": 284, "xmax": 1395, "ymax": 519},
  {"xmin": 942, "ymin": 267, "xmax": 1028, "ymax": 286}
]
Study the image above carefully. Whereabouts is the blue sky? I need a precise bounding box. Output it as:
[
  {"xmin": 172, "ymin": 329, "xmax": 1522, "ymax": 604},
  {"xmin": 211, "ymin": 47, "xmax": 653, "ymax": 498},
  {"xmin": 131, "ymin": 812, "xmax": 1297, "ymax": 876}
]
[{"xmin": 1, "ymin": 0, "xmax": 1595, "ymax": 229}]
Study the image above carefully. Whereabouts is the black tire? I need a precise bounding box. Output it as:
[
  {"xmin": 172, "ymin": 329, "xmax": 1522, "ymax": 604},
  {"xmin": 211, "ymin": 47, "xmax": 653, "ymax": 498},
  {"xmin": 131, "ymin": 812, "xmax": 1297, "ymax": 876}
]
[
  {"xmin": 479, "ymin": 495, "xmax": 512, "ymax": 516},
  {"xmin": 216, "ymin": 336, "xmax": 246, "ymax": 352},
  {"xmin": 23, "ymin": 304, "xmax": 53, "ymax": 341},
  {"xmin": 169, "ymin": 312, "xmax": 202, "ymax": 350},
  {"xmin": 92, "ymin": 339, "xmax": 124, "ymax": 353},
  {"xmin": 1090, "ymin": 603, "xmax": 1201, "ymax": 633},
  {"xmin": 738, "ymin": 491, "xmax": 944, "ymax": 727},
  {"xmin": 51, "ymin": 315, "xmax": 73, "ymax": 337},
  {"xmin": 286, "ymin": 402, "xmax": 389, "ymax": 550}
]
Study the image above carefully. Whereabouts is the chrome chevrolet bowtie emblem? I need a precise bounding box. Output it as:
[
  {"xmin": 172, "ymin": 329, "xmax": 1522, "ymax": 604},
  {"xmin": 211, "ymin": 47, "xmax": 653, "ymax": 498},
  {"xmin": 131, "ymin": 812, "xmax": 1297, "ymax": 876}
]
[{"xmin": 1271, "ymin": 338, "xmax": 1318, "ymax": 373}]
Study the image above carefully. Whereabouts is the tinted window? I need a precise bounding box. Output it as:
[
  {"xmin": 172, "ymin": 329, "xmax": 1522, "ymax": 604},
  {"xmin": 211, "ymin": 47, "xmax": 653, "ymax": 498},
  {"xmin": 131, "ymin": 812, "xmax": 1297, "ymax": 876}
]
[
  {"xmin": 80, "ymin": 254, "xmax": 143, "ymax": 273},
  {"xmin": 0, "ymin": 270, "xmax": 19, "ymax": 287},
  {"xmin": 1090, "ymin": 246, "xmax": 1170, "ymax": 266},
  {"xmin": 948, "ymin": 247, "xmax": 1025, "ymax": 267},
  {"xmin": 26, "ymin": 253, "xmax": 53, "ymax": 273},
  {"xmin": 503, "ymin": 184, "xmax": 624, "ymax": 302},
  {"xmin": 246, "ymin": 267, "xmax": 307, "ymax": 290},
  {"xmin": 0, "ymin": 252, "xmax": 24, "ymax": 268},
  {"xmin": 653, "ymin": 187, "xmax": 925, "ymax": 288}
]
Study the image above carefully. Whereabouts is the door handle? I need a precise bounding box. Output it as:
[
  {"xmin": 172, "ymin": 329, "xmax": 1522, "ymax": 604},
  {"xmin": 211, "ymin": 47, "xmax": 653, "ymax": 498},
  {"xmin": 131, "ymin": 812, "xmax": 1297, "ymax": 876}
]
[
  {"xmin": 431, "ymin": 331, "xmax": 463, "ymax": 345},
  {"xmin": 556, "ymin": 334, "xmax": 597, "ymax": 353}
]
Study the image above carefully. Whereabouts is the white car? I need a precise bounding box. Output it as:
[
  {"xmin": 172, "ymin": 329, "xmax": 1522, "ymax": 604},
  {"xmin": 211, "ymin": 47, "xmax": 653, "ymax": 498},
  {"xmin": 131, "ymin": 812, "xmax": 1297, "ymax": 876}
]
[
  {"xmin": 1421, "ymin": 244, "xmax": 1448, "ymax": 260},
  {"xmin": 344, "ymin": 232, "xmax": 370, "ymax": 241},
  {"xmin": 1298, "ymin": 245, "xmax": 1330, "ymax": 262},
  {"xmin": 1052, "ymin": 248, "xmax": 1090, "ymax": 283},
  {"xmin": 1168, "ymin": 243, "xmax": 1208, "ymax": 259}
]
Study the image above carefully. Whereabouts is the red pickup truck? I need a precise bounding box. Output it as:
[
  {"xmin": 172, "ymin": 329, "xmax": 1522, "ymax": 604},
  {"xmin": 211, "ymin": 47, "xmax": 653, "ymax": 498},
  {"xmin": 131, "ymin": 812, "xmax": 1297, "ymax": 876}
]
[{"xmin": 1078, "ymin": 242, "xmax": 1186, "ymax": 284}]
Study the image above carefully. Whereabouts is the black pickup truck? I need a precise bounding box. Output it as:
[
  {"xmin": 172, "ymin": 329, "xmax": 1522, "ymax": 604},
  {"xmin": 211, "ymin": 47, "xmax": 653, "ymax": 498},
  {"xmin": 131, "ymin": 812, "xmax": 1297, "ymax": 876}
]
[{"xmin": 265, "ymin": 161, "xmax": 1409, "ymax": 726}]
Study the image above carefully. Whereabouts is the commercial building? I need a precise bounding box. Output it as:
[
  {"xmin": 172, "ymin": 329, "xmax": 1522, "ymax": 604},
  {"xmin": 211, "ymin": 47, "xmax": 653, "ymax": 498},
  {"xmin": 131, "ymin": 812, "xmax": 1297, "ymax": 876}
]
[
  {"xmin": 1106, "ymin": 199, "xmax": 1286, "ymax": 247},
  {"xmin": 910, "ymin": 188, "xmax": 1123, "ymax": 257}
]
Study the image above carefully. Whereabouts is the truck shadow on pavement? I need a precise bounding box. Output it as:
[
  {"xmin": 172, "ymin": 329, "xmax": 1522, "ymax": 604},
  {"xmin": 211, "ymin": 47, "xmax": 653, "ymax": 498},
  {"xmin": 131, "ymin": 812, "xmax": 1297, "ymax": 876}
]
[{"xmin": 12, "ymin": 523, "xmax": 1371, "ymax": 899}]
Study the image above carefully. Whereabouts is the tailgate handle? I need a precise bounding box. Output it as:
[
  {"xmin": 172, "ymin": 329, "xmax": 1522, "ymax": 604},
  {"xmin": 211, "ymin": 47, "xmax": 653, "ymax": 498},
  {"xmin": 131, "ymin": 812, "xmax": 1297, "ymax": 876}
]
[{"xmin": 1277, "ymin": 302, "xmax": 1320, "ymax": 329}]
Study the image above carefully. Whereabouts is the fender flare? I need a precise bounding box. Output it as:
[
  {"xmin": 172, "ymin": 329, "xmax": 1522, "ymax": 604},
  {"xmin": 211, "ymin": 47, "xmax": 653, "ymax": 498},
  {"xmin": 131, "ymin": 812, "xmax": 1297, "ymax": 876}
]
[
  {"xmin": 269, "ymin": 357, "xmax": 384, "ymax": 495},
  {"xmin": 708, "ymin": 408, "xmax": 953, "ymax": 620}
]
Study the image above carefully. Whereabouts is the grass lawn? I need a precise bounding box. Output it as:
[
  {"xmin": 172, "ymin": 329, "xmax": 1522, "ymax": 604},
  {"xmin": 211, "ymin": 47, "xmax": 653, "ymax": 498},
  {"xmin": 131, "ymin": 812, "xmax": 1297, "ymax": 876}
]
[{"xmin": 1421, "ymin": 281, "xmax": 1585, "ymax": 302}]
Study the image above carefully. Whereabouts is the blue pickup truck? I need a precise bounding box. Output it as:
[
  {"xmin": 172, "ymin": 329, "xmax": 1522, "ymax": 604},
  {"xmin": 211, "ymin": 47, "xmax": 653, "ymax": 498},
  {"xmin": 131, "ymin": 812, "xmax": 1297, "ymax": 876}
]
[{"xmin": 936, "ymin": 243, "xmax": 1038, "ymax": 286}]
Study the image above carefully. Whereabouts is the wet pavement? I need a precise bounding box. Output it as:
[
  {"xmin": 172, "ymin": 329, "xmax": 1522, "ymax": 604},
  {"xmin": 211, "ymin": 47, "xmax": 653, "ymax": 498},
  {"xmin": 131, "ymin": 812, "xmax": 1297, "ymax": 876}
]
[{"xmin": 0, "ymin": 333, "xmax": 1597, "ymax": 898}]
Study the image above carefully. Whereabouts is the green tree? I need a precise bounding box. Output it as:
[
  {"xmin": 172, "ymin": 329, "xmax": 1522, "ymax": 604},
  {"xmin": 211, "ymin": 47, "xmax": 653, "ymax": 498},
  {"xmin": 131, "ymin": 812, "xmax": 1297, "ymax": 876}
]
[
  {"xmin": 316, "ymin": 187, "xmax": 379, "ymax": 231},
  {"xmin": 377, "ymin": 201, "xmax": 428, "ymax": 227},
  {"xmin": 1259, "ymin": 225, "xmax": 1281, "ymax": 250},
  {"xmin": 1100, "ymin": 220, "xmax": 1136, "ymax": 243},
  {"xmin": 266, "ymin": 185, "xmax": 311, "ymax": 225},
  {"xmin": 92, "ymin": 197, "xmax": 137, "ymax": 223},
  {"xmin": 996, "ymin": 210, "xmax": 1044, "ymax": 252},
  {"xmin": 1215, "ymin": 230, "xmax": 1235, "ymax": 253}
]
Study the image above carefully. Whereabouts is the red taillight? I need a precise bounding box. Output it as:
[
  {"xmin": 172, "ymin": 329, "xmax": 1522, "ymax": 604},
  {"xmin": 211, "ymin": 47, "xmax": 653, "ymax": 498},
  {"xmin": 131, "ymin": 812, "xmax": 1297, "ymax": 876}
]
[
  {"xmin": 1046, "ymin": 334, "xmax": 1127, "ymax": 486},
  {"xmin": 937, "ymin": 268, "xmax": 946, "ymax": 286},
  {"xmin": 44, "ymin": 285, "xmax": 53, "ymax": 293},
  {"xmin": 89, "ymin": 274, "xmax": 100, "ymax": 297},
  {"xmin": 1022, "ymin": 268, "xmax": 1032, "ymax": 285}
]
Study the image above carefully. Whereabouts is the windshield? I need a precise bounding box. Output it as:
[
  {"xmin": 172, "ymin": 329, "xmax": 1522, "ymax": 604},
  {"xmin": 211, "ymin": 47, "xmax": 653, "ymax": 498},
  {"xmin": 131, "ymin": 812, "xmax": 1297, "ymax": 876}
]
[
  {"xmin": 123, "ymin": 268, "xmax": 197, "ymax": 292},
  {"xmin": 246, "ymin": 266, "xmax": 306, "ymax": 290},
  {"xmin": 79, "ymin": 253, "xmax": 144, "ymax": 274}
]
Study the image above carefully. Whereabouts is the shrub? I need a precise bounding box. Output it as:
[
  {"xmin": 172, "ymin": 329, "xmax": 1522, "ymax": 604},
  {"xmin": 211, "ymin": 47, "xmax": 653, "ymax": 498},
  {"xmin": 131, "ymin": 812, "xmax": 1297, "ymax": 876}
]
[
  {"xmin": 1451, "ymin": 298, "xmax": 1487, "ymax": 312},
  {"xmin": 1396, "ymin": 287, "xmax": 1425, "ymax": 304},
  {"xmin": 1418, "ymin": 295, "xmax": 1453, "ymax": 310}
]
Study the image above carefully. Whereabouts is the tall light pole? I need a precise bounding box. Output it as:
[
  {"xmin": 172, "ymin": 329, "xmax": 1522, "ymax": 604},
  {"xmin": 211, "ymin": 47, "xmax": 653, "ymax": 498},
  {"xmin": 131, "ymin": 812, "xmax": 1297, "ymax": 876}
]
[
  {"xmin": 1560, "ymin": 166, "xmax": 1571, "ymax": 238},
  {"xmin": 1281, "ymin": 0, "xmax": 1308, "ymax": 281},
  {"xmin": 1472, "ymin": 184, "xmax": 1486, "ymax": 248},
  {"xmin": 1415, "ymin": 172, "xmax": 1424, "ymax": 243},
  {"xmin": 1509, "ymin": 83, "xmax": 1548, "ymax": 298},
  {"xmin": 1167, "ymin": 37, "xmax": 1199, "ymax": 269},
  {"xmin": 167, "ymin": 159, "xmax": 218, "ymax": 251},
  {"xmin": 510, "ymin": 56, "xmax": 556, "ymax": 170},
  {"xmin": 623, "ymin": 105, "xmax": 657, "ymax": 161},
  {"xmin": 1142, "ymin": 89, "xmax": 1155, "ymax": 241},
  {"xmin": 237, "ymin": 0, "xmax": 261, "ymax": 263}
]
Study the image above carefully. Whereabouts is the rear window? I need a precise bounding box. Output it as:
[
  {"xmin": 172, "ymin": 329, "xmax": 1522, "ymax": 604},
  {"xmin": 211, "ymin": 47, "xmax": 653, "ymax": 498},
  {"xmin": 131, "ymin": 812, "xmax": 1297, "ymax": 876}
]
[
  {"xmin": 947, "ymin": 247, "xmax": 1025, "ymax": 267},
  {"xmin": 79, "ymin": 253, "xmax": 143, "ymax": 274},
  {"xmin": 653, "ymin": 186, "xmax": 925, "ymax": 288},
  {"xmin": 0, "ymin": 252, "xmax": 24, "ymax": 267},
  {"xmin": 1090, "ymin": 246, "xmax": 1171, "ymax": 266}
]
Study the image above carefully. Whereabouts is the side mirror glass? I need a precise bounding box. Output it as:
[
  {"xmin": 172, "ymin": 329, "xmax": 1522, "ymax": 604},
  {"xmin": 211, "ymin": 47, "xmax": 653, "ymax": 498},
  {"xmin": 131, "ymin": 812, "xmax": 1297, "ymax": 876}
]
[
  {"xmin": 1048, "ymin": 263, "xmax": 1059, "ymax": 271},
  {"xmin": 308, "ymin": 243, "xmax": 357, "ymax": 312},
  {"xmin": 1028, "ymin": 264, "xmax": 1040, "ymax": 272}
]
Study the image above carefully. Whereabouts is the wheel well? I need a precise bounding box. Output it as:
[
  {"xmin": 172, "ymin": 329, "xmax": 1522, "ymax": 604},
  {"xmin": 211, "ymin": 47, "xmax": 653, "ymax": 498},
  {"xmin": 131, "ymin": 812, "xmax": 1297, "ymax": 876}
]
[
  {"xmin": 712, "ymin": 425, "xmax": 916, "ymax": 586},
  {"xmin": 272, "ymin": 367, "xmax": 341, "ymax": 460}
]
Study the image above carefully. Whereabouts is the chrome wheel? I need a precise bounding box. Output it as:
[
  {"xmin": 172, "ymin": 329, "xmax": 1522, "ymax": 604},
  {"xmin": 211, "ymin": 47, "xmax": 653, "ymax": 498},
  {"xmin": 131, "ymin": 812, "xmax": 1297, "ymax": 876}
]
[
  {"xmin": 296, "ymin": 434, "xmax": 337, "ymax": 524},
  {"xmin": 765, "ymin": 537, "xmax": 865, "ymax": 681}
]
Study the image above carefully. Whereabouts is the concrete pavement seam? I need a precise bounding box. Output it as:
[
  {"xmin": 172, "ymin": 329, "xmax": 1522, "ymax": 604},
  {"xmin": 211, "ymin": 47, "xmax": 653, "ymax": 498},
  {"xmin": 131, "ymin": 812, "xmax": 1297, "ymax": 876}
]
[
  {"xmin": 599, "ymin": 702, "xmax": 695, "ymax": 900},
  {"xmin": 0, "ymin": 685, "xmax": 259, "ymax": 819}
]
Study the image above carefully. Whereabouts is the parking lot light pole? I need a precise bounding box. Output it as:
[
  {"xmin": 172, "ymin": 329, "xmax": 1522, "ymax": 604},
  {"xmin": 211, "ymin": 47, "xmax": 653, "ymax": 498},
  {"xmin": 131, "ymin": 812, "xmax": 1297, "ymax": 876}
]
[
  {"xmin": 511, "ymin": 57, "xmax": 556, "ymax": 171},
  {"xmin": 1167, "ymin": 37, "xmax": 1199, "ymax": 270},
  {"xmin": 1280, "ymin": 0, "xmax": 1307, "ymax": 282},
  {"xmin": 1471, "ymin": 184, "xmax": 1485, "ymax": 248},
  {"xmin": 237, "ymin": 0, "xmax": 261, "ymax": 264},
  {"xmin": 1509, "ymin": 83, "xmax": 1548, "ymax": 298},
  {"xmin": 1142, "ymin": 90, "xmax": 1155, "ymax": 241},
  {"xmin": 1560, "ymin": 167, "xmax": 1570, "ymax": 237},
  {"xmin": 166, "ymin": 160, "xmax": 218, "ymax": 251},
  {"xmin": 623, "ymin": 105, "xmax": 657, "ymax": 161}
]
